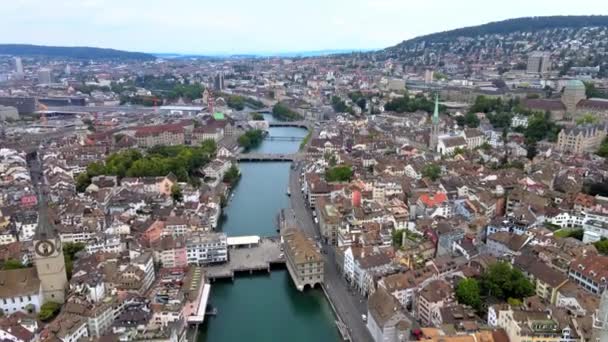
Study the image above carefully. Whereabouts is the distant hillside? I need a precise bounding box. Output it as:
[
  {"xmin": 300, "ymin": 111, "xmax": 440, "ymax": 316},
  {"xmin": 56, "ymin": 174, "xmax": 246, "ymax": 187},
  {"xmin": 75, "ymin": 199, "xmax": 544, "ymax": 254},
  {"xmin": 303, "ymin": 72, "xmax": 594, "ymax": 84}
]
[
  {"xmin": 388, "ymin": 15, "xmax": 608, "ymax": 48},
  {"xmin": 0, "ymin": 44, "xmax": 155, "ymax": 60},
  {"xmin": 377, "ymin": 15, "xmax": 608, "ymax": 76}
]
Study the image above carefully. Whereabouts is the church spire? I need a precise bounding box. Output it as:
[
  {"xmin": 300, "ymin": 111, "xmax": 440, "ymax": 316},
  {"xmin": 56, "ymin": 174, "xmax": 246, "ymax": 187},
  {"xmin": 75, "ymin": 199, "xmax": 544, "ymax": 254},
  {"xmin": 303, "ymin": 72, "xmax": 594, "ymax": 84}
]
[{"xmin": 432, "ymin": 93, "xmax": 439, "ymax": 124}]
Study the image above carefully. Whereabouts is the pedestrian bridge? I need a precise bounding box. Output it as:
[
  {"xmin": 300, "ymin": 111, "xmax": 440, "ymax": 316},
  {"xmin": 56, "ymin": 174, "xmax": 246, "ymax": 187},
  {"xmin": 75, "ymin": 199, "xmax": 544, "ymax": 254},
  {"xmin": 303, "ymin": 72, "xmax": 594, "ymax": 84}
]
[
  {"xmin": 236, "ymin": 153, "xmax": 303, "ymax": 162},
  {"xmin": 264, "ymin": 135, "xmax": 303, "ymax": 141}
]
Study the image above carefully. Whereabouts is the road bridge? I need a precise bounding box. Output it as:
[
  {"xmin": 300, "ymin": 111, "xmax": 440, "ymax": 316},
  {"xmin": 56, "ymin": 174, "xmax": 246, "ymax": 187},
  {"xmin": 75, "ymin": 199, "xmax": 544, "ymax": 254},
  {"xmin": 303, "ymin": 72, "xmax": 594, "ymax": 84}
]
[{"xmin": 268, "ymin": 121, "xmax": 310, "ymax": 130}]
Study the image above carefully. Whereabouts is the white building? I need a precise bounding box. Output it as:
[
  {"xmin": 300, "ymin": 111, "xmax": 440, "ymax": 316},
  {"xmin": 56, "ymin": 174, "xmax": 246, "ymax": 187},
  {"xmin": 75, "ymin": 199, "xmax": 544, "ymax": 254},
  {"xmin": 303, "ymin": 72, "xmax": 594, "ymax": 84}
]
[
  {"xmin": 437, "ymin": 135, "xmax": 468, "ymax": 155},
  {"xmin": 0, "ymin": 268, "xmax": 43, "ymax": 315},
  {"xmin": 186, "ymin": 232, "xmax": 228, "ymax": 265},
  {"xmin": 511, "ymin": 115, "xmax": 529, "ymax": 128},
  {"xmin": 462, "ymin": 128, "xmax": 486, "ymax": 149}
]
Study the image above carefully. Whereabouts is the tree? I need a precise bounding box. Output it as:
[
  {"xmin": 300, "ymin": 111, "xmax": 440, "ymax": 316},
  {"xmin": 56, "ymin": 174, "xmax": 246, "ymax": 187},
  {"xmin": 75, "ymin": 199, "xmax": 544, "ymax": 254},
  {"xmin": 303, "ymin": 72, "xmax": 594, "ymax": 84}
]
[
  {"xmin": 526, "ymin": 142, "xmax": 538, "ymax": 160},
  {"xmin": 480, "ymin": 262, "xmax": 534, "ymax": 301},
  {"xmin": 391, "ymin": 229, "xmax": 404, "ymax": 247},
  {"xmin": 251, "ymin": 112, "xmax": 264, "ymax": 121},
  {"xmin": 222, "ymin": 165, "xmax": 241, "ymax": 187},
  {"xmin": 272, "ymin": 102, "xmax": 303, "ymax": 121},
  {"xmin": 598, "ymin": 137, "xmax": 608, "ymax": 158},
  {"xmin": 38, "ymin": 301, "xmax": 61, "ymax": 322},
  {"xmin": 2, "ymin": 259, "xmax": 26, "ymax": 270},
  {"xmin": 594, "ymin": 238, "xmax": 608, "ymax": 255},
  {"xmin": 464, "ymin": 112, "xmax": 480, "ymax": 128},
  {"xmin": 576, "ymin": 113, "xmax": 600, "ymax": 125},
  {"xmin": 63, "ymin": 242, "xmax": 85, "ymax": 280},
  {"xmin": 75, "ymin": 173, "xmax": 91, "ymax": 193},
  {"xmin": 456, "ymin": 278, "xmax": 482, "ymax": 310},
  {"xmin": 237, "ymin": 130, "xmax": 264, "ymax": 150},
  {"xmin": 422, "ymin": 164, "xmax": 441, "ymax": 181},
  {"xmin": 171, "ymin": 184, "xmax": 183, "ymax": 203},
  {"xmin": 325, "ymin": 165, "xmax": 353, "ymax": 182}
]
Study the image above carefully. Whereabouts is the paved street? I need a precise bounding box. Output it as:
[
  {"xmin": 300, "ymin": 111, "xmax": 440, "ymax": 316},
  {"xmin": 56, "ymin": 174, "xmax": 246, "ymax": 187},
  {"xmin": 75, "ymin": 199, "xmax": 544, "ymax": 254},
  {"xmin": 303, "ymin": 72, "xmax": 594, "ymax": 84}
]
[{"xmin": 288, "ymin": 162, "xmax": 373, "ymax": 342}]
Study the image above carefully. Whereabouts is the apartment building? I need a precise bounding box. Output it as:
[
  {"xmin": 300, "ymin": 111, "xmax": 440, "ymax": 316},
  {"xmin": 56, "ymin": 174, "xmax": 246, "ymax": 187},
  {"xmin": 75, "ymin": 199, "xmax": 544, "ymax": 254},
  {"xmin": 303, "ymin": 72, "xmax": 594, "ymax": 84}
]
[
  {"xmin": 568, "ymin": 255, "xmax": 608, "ymax": 295},
  {"xmin": 186, "ymin": 232, "xmax": 228, "ymax": 265}
]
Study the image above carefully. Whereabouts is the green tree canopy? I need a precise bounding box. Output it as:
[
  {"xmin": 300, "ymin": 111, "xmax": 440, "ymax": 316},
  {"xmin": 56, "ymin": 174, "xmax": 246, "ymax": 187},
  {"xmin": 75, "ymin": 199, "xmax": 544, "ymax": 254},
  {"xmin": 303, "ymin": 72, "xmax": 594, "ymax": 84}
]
[
  {"xmin": 456, "ymin": 278, "xmax": 482, "ymax": 310},
  {"xmin": 325, "ymin": 165, "xmax": 353, "ymax": 182},
  {"xmin": 272, "ymin": 102, "xmax": 303, "ymax": 121},
  {"xmin": 422, "ymin": 164, "xmax": 441, "ymax": 181},
  {"xmin": 38, "ymin": 301, "xmax": 61, "ymax": 322},
  {"xmin": 1, "ymin": 259, "xmax": 26, "ymax": 270},
  {"xmin": 480, "ymin": 262, "xmax": 535, "ymax": 301},
  {"xmin": 237, "ymin": 130, "xmax": 264, "ymax": 150},
  {"xmin": 171, "ymin": 184, "xmax": 183, "ymax": 203}
]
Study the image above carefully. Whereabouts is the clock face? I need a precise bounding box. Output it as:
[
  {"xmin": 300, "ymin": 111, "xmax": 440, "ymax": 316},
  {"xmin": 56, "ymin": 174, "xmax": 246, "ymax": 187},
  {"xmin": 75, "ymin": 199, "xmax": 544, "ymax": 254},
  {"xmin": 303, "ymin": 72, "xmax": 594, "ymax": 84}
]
[{"xmin": 35, "ymin": 240, "xmax": 56, "ymax": 257}]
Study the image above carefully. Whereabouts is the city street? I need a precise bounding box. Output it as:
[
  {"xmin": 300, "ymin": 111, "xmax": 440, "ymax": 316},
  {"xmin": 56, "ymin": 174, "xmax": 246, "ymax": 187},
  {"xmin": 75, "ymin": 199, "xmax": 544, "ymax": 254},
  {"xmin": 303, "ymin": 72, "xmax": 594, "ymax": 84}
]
[{"xmin": 288, "ymin": 162, "xmax": 373, "ymax": 342}]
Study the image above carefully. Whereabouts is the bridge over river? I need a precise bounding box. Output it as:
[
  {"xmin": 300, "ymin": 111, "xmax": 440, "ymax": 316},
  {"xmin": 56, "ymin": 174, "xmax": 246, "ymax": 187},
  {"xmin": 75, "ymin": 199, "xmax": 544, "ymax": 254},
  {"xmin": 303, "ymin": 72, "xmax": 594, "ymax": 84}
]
[{"xmin": 235, "ymin": 152, "xmax": 303, "ymax": 162}]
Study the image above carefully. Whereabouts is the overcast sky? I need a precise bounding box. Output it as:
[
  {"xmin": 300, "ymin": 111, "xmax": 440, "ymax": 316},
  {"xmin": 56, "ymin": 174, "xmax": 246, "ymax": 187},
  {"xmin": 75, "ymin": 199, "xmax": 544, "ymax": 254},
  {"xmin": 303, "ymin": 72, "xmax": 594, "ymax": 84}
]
[{"xmin": 2, "ymin": 0, "xmax": 607, "ymax": 54}]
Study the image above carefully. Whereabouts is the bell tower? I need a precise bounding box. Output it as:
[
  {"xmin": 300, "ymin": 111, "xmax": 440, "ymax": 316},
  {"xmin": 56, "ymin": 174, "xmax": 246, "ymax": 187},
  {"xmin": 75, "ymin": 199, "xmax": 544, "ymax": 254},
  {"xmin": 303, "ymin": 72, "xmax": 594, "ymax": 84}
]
[{"xmin": 34, "ymin": 204, "xmax": 68, "ymax": 303}]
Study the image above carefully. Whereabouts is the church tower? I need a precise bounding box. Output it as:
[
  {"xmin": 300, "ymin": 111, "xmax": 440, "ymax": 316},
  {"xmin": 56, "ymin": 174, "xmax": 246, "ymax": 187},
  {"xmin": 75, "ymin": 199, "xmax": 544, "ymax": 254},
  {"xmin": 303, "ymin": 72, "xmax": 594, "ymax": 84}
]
[
  {"xmin": 34, "ymin": 205, "xmax": 68, "ymax": 304},
  {"xmin": 429, "ymin": 94, "xmax": 440, "ymax": 151}
]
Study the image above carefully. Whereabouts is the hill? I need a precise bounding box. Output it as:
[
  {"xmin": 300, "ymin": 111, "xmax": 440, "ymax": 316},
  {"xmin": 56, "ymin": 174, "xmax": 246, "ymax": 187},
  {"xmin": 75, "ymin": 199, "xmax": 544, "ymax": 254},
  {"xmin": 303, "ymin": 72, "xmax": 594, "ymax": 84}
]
[
  {"xmin": 388, "ymin": 15, "xmax": 608, "ymax": 47},
  {"xmin": 378, "ymin": 15, "xmax": 608, "ymax": 76},
  {"xmin": 0, "ymin": 44, "xmax": 155, "ymax": 60}
]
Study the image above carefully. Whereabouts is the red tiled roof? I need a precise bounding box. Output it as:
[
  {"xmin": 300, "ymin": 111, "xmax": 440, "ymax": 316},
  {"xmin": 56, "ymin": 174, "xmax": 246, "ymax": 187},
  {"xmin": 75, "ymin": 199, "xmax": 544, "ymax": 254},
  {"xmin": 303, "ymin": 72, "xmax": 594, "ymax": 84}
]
[{"xmin": 419, "ymin": 192, "xmax": 447, "ymax": 207}]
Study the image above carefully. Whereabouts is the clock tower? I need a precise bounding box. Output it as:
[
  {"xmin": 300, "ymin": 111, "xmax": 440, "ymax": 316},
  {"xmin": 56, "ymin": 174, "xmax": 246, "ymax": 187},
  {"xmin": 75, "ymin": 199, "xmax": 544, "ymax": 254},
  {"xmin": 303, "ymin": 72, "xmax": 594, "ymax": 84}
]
[{"xmin": 34, "ymin": 207, "xmax": 68, "ymax": 304}]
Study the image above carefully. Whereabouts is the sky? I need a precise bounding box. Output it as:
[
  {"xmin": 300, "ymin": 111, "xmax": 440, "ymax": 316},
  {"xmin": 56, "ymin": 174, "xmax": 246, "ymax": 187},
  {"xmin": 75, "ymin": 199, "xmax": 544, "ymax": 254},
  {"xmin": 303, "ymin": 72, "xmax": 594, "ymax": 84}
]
[{"xmin": 2, "ymin": 0, "xmax": 607, "ymax": 55}]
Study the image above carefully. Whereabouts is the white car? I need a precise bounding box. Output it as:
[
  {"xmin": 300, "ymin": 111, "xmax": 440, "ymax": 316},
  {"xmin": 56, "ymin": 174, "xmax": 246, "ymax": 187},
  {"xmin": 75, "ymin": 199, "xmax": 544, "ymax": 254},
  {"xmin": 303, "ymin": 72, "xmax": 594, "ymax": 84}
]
[{"xmin": 362, "ymin": 314, "xmax": 367, "ymax": 322}]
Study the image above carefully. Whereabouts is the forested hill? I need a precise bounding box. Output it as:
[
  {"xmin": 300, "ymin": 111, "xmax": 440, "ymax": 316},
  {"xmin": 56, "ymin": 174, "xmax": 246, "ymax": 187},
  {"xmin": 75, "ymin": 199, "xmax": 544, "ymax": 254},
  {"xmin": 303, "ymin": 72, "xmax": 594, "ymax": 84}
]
[
  {"xmin": 0, "ymin": 44, "xmax": 155, "ymax": 60},
  {"xmin": 387, "ymin": 16, "xmax": 608, "ymax": 48}
]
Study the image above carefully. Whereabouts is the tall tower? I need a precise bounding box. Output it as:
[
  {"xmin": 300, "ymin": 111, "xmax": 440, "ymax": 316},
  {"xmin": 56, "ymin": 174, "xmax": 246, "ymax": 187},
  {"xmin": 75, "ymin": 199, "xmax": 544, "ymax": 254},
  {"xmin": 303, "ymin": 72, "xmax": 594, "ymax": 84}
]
[
  {"xmin": 33, "ymin": 199, "xmax": 68, "ymax": 304},
  {"xmin": 14, "ymin": 57, "xmax": 23, "ymax": 74},
  {"xmin": 429, "ymin": 94, "xmax": 440, "ymax": 151},
  {"xmin": 594, "ymin": 289, "xmax": 608, "ymax": 341}
]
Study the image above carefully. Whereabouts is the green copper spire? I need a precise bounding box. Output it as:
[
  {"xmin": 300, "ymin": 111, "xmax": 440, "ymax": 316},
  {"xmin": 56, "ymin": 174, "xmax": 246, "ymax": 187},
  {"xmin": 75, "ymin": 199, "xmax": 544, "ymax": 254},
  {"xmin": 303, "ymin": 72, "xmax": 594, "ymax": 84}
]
[{"xmin": 432, "ymin": 94, "xmax": 439, "ymax": 124}]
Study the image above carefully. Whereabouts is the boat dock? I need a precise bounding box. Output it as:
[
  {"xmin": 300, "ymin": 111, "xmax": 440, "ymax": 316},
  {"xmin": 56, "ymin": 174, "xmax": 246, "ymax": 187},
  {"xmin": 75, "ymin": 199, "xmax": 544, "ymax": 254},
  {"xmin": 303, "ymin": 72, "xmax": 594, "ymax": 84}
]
[{"xmin": 205, "ymin": 237, "xmax": 285, "ymax": 281}]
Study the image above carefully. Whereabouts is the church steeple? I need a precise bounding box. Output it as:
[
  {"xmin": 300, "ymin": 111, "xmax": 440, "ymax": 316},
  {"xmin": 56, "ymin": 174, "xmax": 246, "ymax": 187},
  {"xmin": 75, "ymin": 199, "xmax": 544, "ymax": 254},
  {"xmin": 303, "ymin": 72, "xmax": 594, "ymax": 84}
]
[
  {"xmin": 432, "ymin": 94, "xmax": 439, "ymax": 125},
  {"xmin": 429, "ymin": 93, "xmax": 441, "ymax": 151}
]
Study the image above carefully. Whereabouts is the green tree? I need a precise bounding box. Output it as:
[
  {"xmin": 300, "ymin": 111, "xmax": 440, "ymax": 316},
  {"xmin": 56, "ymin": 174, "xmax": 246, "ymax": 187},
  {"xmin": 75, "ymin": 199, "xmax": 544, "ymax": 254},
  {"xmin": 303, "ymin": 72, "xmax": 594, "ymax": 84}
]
[
  {"xmin": 38, "ymin": 301, "xmax": 61, "ymax": 322},
  {"xmin": 237, "ymin": 130, "xmax": 264, "ymax": 150},
  {"xmin": 480, "ymin": 262, "xmax": 535, "ymax": 300},
  {"xmin": 325, "ymin": 165, "xmax": 353, "ymax": 182},
  {"xmin": 456, "ymin": 278, "xmax": 482, "ymax": 310},
  {"xmin": 391, "ymin": 229, "xmax": 404, "ymax": 247},
  {"xmin": 594, "ymin": 238, "xmax": 608, "ymax": 255},
  {"xmin": 75, "ymin": 173, "xmax": 91, "ymax": 193},
  {"xmin": 222, "ymin": 165, "xmax": 241, "ymax": 187},
  {"xmin": 576, "ymin": 113, "xmax": 600, "ymax": 125},
  {"xmin": 422, "ymin": 164, "xmax": 441, "ymax": 181},
  {"xmin": 171, "ymin": 184, "xmax": 183, "ymax": 203},
  {"xmin": 2, "ymin": 259, "xmax": 26, "ymax": 270},
  {"xmin": 464, "ymin": 112, "xmax": 480, "ymax": 128},
  {"xmin": 272, "ymin": 102, "xmax": 303, "ymax": 121},
  {"xmin": 526, "ymin": 142, "xmax": 538, "ymax": 160},
  {"xmin": 598, "ymin": 138, "xmax": 608, "ymax": 157},
  {"xmin": 63, "ymin": 242, "xmax": 85, "ymax": 280},
  {"xmin": 251, "ymin": 112, "xmax": 264, "ymax": 121}
]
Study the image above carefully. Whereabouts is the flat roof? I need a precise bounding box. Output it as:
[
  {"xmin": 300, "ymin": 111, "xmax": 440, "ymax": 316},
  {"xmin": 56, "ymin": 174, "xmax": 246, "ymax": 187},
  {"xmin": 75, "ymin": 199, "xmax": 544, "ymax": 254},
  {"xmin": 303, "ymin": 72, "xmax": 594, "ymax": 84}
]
[
  {"xmin": 188, "ymin": 283, "xmax": 211, "ymax": 324},
  {"xmin": 227, "ymin": 235, "xmax": 261, "ymax": 246}
]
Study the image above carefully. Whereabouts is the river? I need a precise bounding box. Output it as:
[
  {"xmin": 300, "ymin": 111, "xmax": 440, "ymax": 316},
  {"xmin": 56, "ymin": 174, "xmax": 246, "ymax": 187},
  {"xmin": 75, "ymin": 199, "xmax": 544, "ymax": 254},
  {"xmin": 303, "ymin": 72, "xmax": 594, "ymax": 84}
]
[{"xmin": 198, "ymin": 116, "xmax": 340, "ymax": 342}]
